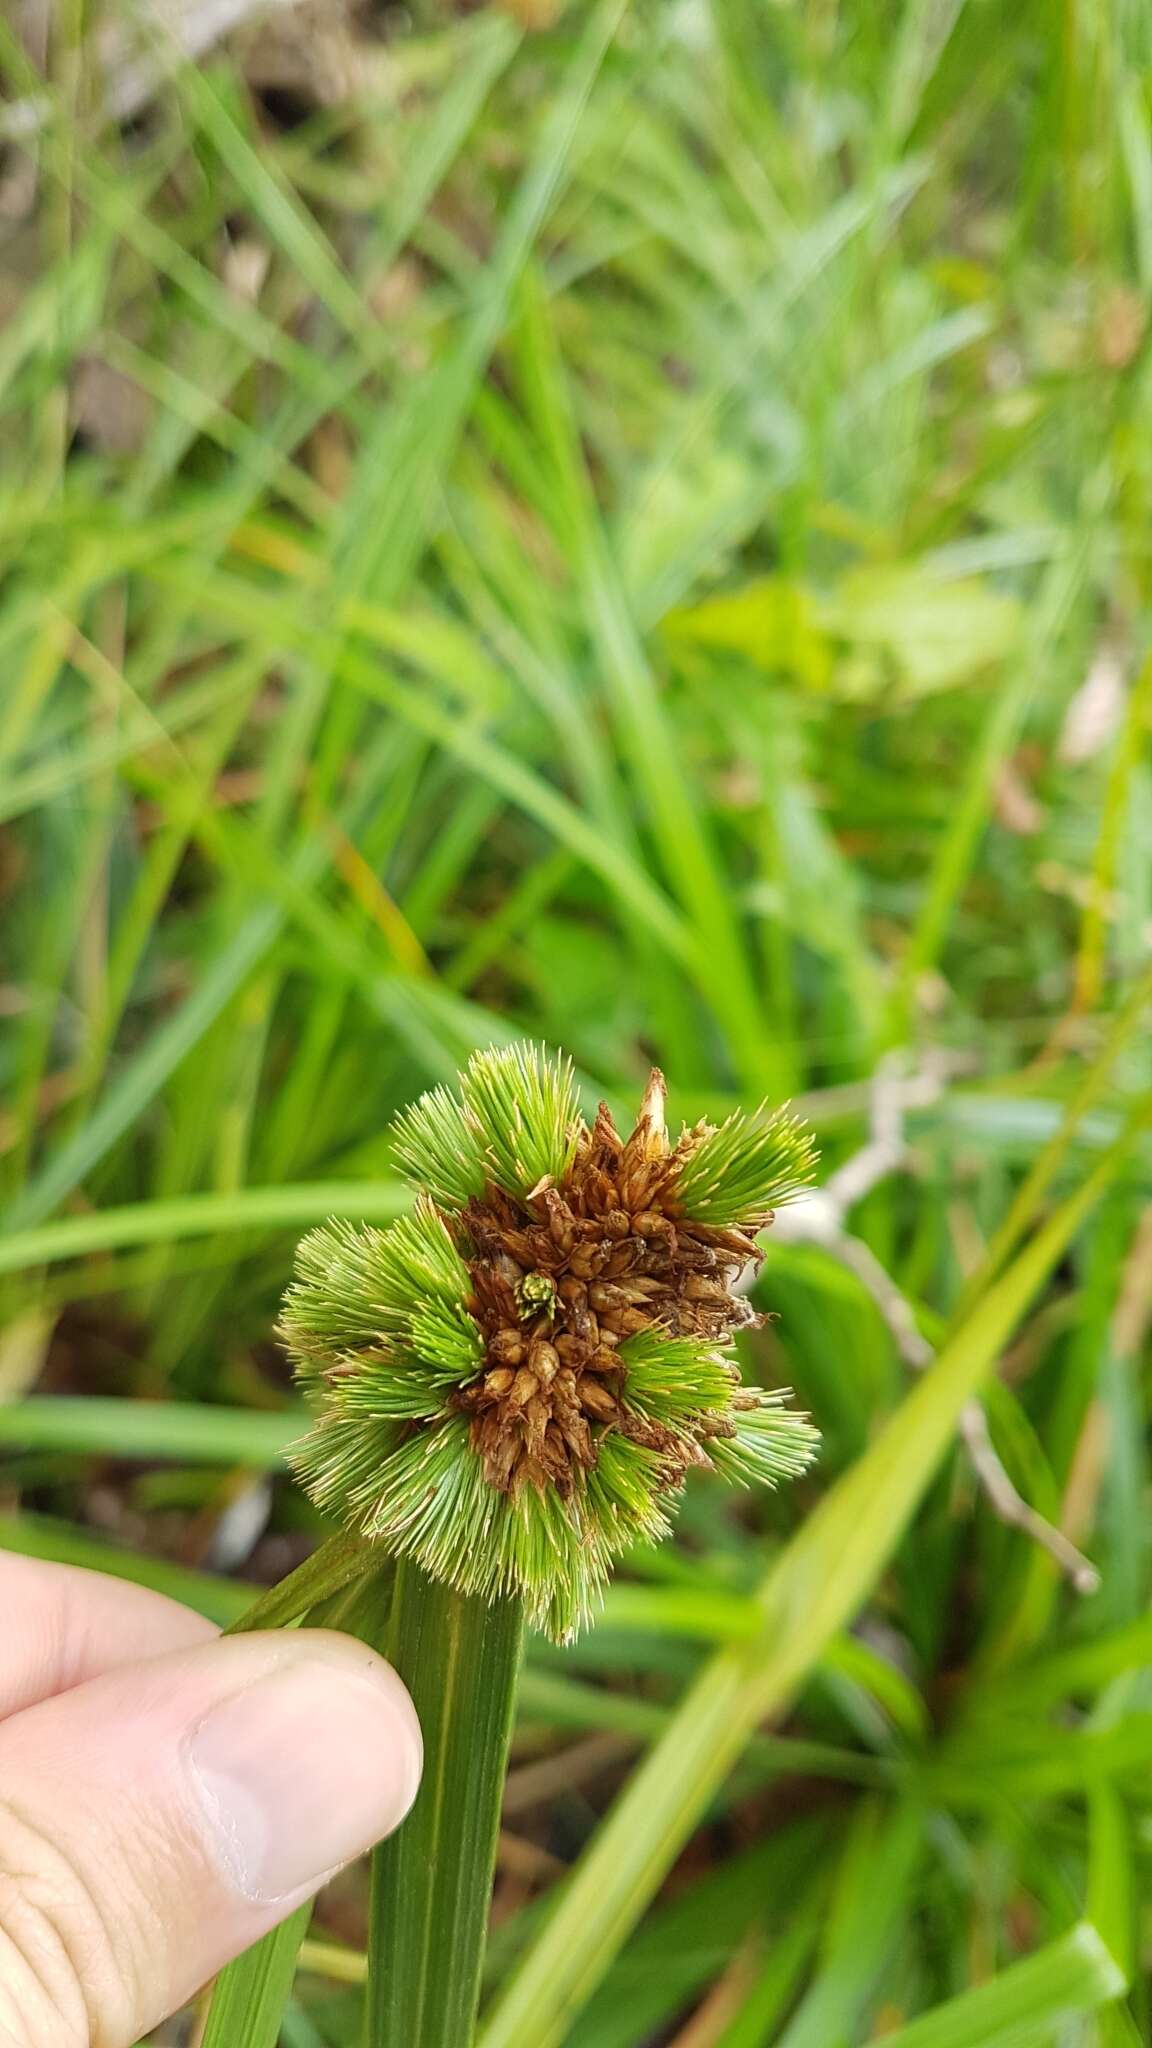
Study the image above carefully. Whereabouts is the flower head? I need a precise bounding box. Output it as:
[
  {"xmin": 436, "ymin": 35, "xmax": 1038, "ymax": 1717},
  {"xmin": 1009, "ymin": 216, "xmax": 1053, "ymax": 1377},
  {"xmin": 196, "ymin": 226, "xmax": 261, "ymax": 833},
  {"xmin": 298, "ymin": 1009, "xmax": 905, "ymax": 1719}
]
[{"xmin": 285, "ymin": 1046, "xmax": 819, "ymax": 1639}]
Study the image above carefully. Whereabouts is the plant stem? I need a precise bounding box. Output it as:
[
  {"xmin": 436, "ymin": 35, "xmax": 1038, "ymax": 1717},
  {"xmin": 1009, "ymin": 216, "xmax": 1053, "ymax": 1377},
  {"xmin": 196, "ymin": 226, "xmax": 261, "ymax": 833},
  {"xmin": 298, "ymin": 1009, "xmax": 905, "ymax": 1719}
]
[
  {"xmin": 365, "ymin": 1558, "xmax": 524, "ymax": 2048},
  {"xmin": 225, "ymin": 1529, "xmax": 380, "ymax": 1635},
  {"xmin": 199, "ymin": 1901, "xmax": 313, "ymax": 2048}
]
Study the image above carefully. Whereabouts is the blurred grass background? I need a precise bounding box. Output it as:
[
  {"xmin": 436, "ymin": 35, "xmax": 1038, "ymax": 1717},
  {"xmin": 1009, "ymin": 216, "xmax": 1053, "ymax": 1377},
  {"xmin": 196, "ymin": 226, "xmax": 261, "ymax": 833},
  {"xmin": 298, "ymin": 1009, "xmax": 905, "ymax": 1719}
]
[{"xmin": 3, "ymin": 0, "xmax": 1152, "ymax": 2040}]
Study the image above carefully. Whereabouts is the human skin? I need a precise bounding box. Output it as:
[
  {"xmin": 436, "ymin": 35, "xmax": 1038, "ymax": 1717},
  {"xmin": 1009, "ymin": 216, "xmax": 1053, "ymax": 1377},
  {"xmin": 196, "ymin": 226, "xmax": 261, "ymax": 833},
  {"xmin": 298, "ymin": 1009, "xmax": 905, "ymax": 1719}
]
[{"xmin": 0, "ymin": 1551, "xmax": 422, "ymax": 2047}]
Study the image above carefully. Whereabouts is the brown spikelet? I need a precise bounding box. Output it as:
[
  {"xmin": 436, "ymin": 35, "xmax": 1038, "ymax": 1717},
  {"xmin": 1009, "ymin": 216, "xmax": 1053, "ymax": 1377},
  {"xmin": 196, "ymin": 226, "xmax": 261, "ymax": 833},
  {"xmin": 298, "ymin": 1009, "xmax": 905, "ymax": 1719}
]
[{"xmin": 453, "ymin": 1071, "xmax": 764, "ymax": 1500}]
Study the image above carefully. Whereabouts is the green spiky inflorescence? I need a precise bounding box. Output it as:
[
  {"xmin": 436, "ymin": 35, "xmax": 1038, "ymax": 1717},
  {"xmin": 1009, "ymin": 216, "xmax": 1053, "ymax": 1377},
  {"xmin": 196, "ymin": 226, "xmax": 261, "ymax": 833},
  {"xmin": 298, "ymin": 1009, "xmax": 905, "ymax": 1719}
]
[{"xmin": 285, "ymin": 1046, "xmax": 819, "ymax": 1640}]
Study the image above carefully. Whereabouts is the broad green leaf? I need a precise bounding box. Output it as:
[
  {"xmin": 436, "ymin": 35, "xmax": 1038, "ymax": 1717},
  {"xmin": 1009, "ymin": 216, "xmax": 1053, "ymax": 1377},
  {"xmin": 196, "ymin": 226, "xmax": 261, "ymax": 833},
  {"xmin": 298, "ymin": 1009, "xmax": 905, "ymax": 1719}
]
[
  {"xmin": 664, "ymin": 577, "xmax": 832, "ymax": 688},
  {"xmin": 819, "ymin": 562, "xmax": 1021, "ymax": 699}
]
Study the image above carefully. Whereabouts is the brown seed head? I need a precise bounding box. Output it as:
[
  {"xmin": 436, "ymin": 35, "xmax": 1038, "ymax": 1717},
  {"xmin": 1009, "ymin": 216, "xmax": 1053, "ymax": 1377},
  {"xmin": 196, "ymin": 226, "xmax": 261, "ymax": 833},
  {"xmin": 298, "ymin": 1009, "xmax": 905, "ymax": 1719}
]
[{"xmin": 452, "ymin": 1071, "xmax": 763, "ymax": 1499}]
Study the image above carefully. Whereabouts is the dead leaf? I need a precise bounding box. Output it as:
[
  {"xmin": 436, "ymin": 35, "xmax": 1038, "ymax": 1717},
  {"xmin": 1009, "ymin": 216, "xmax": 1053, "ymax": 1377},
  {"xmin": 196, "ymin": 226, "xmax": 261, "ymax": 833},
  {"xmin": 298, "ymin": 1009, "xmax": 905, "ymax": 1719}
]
[
  {"xmin": 1059, "ymin": 646, "xmax": 1126, "ymax": 764},
  {"xmin": 994, "ymin": 756, "xmax": 1045, "ymax": 835},
  {"xmin": 1096, "ymin": 284, "xmax": 1147, "ymax": 370},
  {"xmin": 70, "ymin": 356, "xmax": 152, "ymax": 455},
  {"xmin": 223, "ymin": 237, "xmax": 271, "ymax": 305}
]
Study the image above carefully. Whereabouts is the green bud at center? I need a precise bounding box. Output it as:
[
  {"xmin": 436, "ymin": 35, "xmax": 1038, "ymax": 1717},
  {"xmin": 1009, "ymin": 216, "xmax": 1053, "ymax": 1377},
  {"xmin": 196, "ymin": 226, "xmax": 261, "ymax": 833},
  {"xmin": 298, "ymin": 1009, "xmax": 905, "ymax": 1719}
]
[{"xmin": 517, "ymin": 1270, "xmax": 558, "ymax": 1318}]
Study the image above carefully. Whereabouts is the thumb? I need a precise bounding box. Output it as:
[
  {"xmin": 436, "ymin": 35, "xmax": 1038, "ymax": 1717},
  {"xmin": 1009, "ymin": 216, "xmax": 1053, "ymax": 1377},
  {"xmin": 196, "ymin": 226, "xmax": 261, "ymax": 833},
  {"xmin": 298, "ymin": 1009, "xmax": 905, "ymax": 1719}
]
[{"xmin": 0, "ymin": 1628, "xmax": 422, "ymax": 2048}]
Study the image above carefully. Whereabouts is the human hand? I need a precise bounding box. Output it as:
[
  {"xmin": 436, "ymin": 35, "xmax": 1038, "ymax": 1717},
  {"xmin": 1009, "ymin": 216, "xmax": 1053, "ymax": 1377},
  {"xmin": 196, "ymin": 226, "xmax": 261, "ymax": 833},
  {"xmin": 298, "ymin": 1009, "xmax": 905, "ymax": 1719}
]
[{"xmin": 0, "ymin": 1551, "xmax": 422, "ymax": 2046}]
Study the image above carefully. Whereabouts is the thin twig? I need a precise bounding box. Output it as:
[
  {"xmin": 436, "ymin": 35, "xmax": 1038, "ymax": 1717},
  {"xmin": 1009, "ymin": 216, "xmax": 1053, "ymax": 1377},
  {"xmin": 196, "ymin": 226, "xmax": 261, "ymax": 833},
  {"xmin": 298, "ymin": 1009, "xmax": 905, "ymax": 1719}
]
[
  {"xmin": 666, "ymin": 1934, "xmax": 764, "ymax": 2048},
  {"xmin": 958, "ymin": 1401, "xmax": 1100, "ymax": 1595},
  {"xmin": 502, "ymin": 1731, "xmax": 635, "ymax": 1815},
  {"xmin": 835, "ymin": 1235, "xmax": 935, "ymax": 1371},
  {"xmin": 760, "ymin": 1056, "xmax": 1101, "ymax": 1595},
  {"xmin": 496, "ymin": 1831, "xmax": 567, "ymax": 1883}
]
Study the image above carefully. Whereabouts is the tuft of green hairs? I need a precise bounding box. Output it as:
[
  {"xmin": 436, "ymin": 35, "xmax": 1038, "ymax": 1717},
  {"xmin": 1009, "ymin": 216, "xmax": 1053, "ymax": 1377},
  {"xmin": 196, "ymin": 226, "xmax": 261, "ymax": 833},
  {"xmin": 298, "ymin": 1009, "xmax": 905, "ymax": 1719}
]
[
  {"xmin": 390, "ymin": 1044, "xmax": 579, "ymax": 1209},
  {"xmin": 675, "ymin": 1102, "xmax": 818, "ymax": 1226}
]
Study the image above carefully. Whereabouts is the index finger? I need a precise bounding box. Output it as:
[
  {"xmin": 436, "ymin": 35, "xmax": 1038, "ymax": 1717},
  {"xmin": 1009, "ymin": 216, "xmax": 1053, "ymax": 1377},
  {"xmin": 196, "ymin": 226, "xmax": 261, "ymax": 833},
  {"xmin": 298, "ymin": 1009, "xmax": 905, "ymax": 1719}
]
[{"xmin": 0, "ymin": 1549, "xmax": 217, "ymax": 1721}]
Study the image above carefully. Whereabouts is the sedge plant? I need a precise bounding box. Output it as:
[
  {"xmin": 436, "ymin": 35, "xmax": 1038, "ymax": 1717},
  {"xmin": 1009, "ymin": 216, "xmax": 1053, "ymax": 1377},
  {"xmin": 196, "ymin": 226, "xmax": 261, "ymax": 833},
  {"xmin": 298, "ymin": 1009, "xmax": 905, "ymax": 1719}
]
[{"xmin": 206, "ymin": 1042, "xmax": 818, "ymax": 2047}]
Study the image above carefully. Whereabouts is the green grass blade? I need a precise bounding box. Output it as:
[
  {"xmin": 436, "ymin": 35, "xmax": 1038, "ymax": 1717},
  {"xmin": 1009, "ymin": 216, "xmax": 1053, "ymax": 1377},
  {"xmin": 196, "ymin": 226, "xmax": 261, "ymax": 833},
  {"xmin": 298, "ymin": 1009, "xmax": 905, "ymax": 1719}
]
[
  {"xmin": 1087, "ymin": 1784, "xmax": 1134, "ymax": 1982},
  {"xmin": 891, "ymin": 662, "xmax": 1036, "ymax": 1029},
  {"xmin": 774, "ymin": 1802, "xmax": 923, "ymax": 2048},
  {"xmin": 326, "ymin": 0, "xmax": 626, "ymax": 611},
  {"xmin": 339, "ymin": 653, "xmax": 695, "ymax": 962},
  {"xmin": 171, "ymin": 65, "xmax": 380, "ymax": 354},
  {"xmin": 199, "ymin": 1903, "xmax": 313, "ymax": 2048},
  {"xmin": 0, "ymin": 1181, "xmax": 408, "ymax": 1275},
  {"xmin": 0, "ymin": 1397, "xmax": 298, "ymax": 1466},
  {"xmin": 223, "ymin": 1536, "xmax": 384, "ymax": 1638},
  {"xmin": 1, "ymin": 901, "xmax": 282, "ymax": 1230},
  {"xmin": 563, "ymin": 1825, "xmax": 828, "ymax": 2048},
  {"xmin": 872, "ymin": 1924, "xmax": 1125, "ymax": 2048},
  {"xmin": 956, "ymin": 960, "xmax": 1152, "ymax": 1309},
  {"xmin": 368, "ymin": 1562, "xmax": 524, "ymax": 2047}
]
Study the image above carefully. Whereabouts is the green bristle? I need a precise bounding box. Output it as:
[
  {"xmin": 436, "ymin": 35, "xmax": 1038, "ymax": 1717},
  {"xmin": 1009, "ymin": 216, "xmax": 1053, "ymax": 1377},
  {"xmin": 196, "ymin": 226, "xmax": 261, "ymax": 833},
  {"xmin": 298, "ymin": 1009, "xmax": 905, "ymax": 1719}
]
[
  {"xmin": 619, "ymin": 1329, "xmax": 735, "ymax": 1420},
  {"xmin": 675, "ymin": 1102, "xmax": 818, "ymax": 1228},
  {"xmin": 337, "ymin": 1411, "xmax": 629, "ymax": 1638},
  {"xmin": 585, "ymin": 1432, "xmax": 675, "ymax": 1550},
  {"xmin": 336, "ymin": 1354, "xmax": 454, "ymax": 1420},
  {"xmin": 355, "ymin": 1420, "xmax": 531, "ymax": 1612},
  {"xmin": 461, "ymin": 1043, "xmax": 580, "ymax": 1197},
  {"xmin": 391, "ymin": 1084, "xmax": 488, "ymax": 1211},
  {"xmin": 281, "ymin": 1217, "xmax": 398, "ymax": 1362},
  {"xmin": 407, "ymin": 1297, "xmax": 485, "ymax": 1380},
  {"xmin": 287, "ymin": 1410, "xmax": 403, "ymax": 1522},
  {"xmin": 373, "ymin": 1197, "xmax": 472, "ymax": 1318},
  {"xmin": 707, "ymin": 1392, "xmax": 820, "ymax": 1488},
  {"xmin": 486, "ymin": 1483, "xmax": 607, "ymax": 1637},
  {"xmin": 281, "ymin": 1201, "xmax": 469, "ymax": 1370}
]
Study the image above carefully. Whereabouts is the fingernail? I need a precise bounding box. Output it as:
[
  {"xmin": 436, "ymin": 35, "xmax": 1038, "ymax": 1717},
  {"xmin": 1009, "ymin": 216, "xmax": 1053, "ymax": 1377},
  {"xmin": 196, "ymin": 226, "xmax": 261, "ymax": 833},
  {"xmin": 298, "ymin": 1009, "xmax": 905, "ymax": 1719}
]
[{"xmin": 187, "ymin": 1645, "xmax": 422, "ymax": 1903}]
